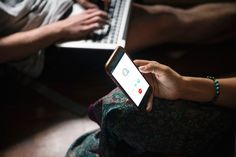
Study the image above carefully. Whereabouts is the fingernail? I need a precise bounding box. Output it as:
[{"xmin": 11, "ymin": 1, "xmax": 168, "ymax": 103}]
[{"xmin": 138, "ymin": 66, "xmax": 145, "ymax": 71}]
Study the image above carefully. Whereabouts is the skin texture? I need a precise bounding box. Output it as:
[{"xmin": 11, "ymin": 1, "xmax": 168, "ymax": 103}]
[
  {"xmin": 1, "ymin": 1, "xmax": 236, "ymax": 63},
  {"xmin": 0, "ymin": 3, "xmax": 108, "ymax": 63},
  {"xmin": 126, "ymin": 2, "xmax": 236, "ymax": 53},
  {"xmin": 134, "ymin": 59, "xmax": 236, "ymax": 111}
]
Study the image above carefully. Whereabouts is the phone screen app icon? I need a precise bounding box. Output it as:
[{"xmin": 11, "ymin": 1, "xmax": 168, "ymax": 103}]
[
  {"xmin": 112, "ymin": 53, "xmax": 149, "ymax": 106},
  {"xmin": 122, "ymin": 68, "xmax": 129, "ymax": 77},
  {"xmin": 138, "ymin": 88, "xmax": 142, "ymax": 94}
]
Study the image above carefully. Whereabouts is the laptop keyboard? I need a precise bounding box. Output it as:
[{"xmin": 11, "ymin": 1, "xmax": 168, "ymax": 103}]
[
  {"xmin": 56, "ymin": 0, "xmax": 131, "ymax": 49},
  {"xmin": 84, "ymin": 0, "xmax": 125, "ymax": 44}
]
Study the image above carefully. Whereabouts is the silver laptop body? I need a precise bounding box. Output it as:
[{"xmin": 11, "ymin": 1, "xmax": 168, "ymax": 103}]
[{"xmin": 56, "ymin": 0, "xmax": 132, "ymax": 50}]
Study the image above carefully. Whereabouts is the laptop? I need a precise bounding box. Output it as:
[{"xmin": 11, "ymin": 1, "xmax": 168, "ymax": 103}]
[{"xmin": 56, "ymin": 0, "xmax": 132, "ymax": 50}]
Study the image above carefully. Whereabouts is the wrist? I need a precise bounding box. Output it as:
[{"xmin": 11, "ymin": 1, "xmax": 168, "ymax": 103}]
[
  {"xmin": 49, "ymin": 21, "xmax": 69, "ymax": 42},
  {"xmin": 206, "ymin": 76, "xmax": 220, "ymax": 103},
  {"xmin": 178, "ymin": 76, "xmax": 215, "ymax": 102},
  {"xmin": 23, "ymin": 22, "xmax": 67, "ymax": 48}
]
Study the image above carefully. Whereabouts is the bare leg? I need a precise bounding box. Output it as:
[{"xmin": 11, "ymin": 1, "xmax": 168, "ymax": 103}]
[
  {"xmin": 180, "ymin": 2, "xmax": 236, "ymax": 43},
  {"xmin": 126, "ymin": 3, "xmax": 185, "ymax": 53},
  {"xmin": 126, "ymin": 2, "xmax": 236, "ymax": 53}
]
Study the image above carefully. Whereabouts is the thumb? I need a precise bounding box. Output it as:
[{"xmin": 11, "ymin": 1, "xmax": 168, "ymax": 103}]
[
  {"xmin": 139, "ymin": 62, "xmax": 168, "ymax": 76},
  {"xmin": 138, "ymin": 63, "xmax": 155, "ymax": 74}
]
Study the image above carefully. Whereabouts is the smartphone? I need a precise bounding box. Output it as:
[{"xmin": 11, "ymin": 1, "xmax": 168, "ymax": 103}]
[{"xmin": 105, "ymin": 46, "xmax": 152, "ymax": 109}]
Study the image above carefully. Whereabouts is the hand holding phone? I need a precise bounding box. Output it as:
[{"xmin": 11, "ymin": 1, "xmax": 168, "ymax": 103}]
[{"xmin": 105, "ymin": 46, "xmax": 152, "ymax": 109}]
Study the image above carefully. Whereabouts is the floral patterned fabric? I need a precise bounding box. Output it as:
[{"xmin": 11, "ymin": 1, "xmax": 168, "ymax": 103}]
[{"xmin": 66, "ymin": 87, "xmax": 236, "ymax": 157}]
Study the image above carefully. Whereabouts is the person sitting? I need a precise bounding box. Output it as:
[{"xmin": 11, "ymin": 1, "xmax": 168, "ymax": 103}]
[
  {"xmin": 66, "ymin": 59, "xmax": 236, "ymax": 157},
  {"xmin": 1, "ymin": 0, "xmax": 236, "ymax": 77},
  {"xmin": 0, "ymin": 0, "xmax": 109, "ymax": 77}
]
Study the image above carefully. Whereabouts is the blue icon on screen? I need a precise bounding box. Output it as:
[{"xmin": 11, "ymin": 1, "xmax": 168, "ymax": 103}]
[
  {"xmin": 137, "ymin": 79, "xmax": 140, "ymax": 83},
  {"xmin": 122, "ymin": 68, "xmax": 129, "ymax": 77}
]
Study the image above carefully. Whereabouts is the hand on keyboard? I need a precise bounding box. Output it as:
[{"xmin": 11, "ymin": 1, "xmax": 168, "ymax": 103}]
[
  {"xmin": 59, "ymin": 8, "xmax": 108, "ymax": 41},
  {"xmin": 86, "ymin": 0, "xmax": 114, "ymax": 41},
  {"xmin": 89, "ymin": 23, "xmax": 111, "ymax": 40},
  {"xmin": 83, "ymin": 0, "xmax": 123, "ymax": 44}
]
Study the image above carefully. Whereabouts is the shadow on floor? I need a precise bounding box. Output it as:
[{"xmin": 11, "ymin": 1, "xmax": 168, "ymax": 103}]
[{"xmin": 1, "ymin": 42, "xmax": 236, "ymax": 157}]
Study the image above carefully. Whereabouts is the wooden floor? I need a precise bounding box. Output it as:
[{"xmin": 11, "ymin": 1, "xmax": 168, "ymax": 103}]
[
  {"xmin": 0, "ymin": 50, "xmax": 114, "ymax": 157},
  {"xmin": 0, "ymin": 76, "xmax": 101, "ymax": 157},
  {"xmin": 1, "ymin": 43, "xmax": 236, "ymax": 157}
]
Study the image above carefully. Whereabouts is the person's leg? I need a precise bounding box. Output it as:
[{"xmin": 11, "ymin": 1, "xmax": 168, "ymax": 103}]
[
  {"xmin": 89, "ymin": 88, "xmax": 236, "ymax": 157},
  {"xmin": 126, "ymin": 2, "xmax": 236, "ymax": 53},
  {"xmin": 126, "ymin": 3, "xmax": 186, "ymax": 53}
]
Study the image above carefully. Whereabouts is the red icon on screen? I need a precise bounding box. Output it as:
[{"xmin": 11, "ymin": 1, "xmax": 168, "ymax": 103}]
[{"xmin": 138, "ymin": 88, "xmax": 142, "ymax": 94}]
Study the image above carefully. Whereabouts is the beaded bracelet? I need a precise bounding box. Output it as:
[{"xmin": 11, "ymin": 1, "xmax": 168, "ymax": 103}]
[{"xmin": 207, "ymin": 76, "xmax": 220, "ymax": 103}]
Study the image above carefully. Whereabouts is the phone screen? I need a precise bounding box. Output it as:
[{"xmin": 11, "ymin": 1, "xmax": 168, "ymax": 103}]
[{"xmin": 111, "ymin": 53, "xmax": 150, "ymax": 106}]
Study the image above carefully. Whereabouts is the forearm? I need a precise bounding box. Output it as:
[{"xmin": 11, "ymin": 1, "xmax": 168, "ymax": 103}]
[
  {"xmin": 180, "ymin": 76, "xmax": 236, "ymax": 108},
  {"xmin": 176, "ymin": 3, "xmax": 236, "ymax": 43},
  {"xmin": 217, "ymin": 78, "xmax": 236, "ymax": 107},
  {"xmin": 180, "ymin": 76, "xmax": 215, "ymax": 102},
  {"xmin": 0, "ymin": 22, "xmax": 66, "ymax": 63}
]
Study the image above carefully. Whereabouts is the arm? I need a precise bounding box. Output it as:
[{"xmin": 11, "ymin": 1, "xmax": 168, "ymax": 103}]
[
  {"xmin": 181, "ymin": 77, "xmax": 236, "ymax": 108},
  {"xmin": 134, "ymin": 59, "xmax": 236, "ymax": 111},
  {"xmin": 0, "ymin": 22, "xmax": 64, "ymax": 63},
  {"xmin": 0, "ymin": 8, "xmax": 108, "ymax": 63}
]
